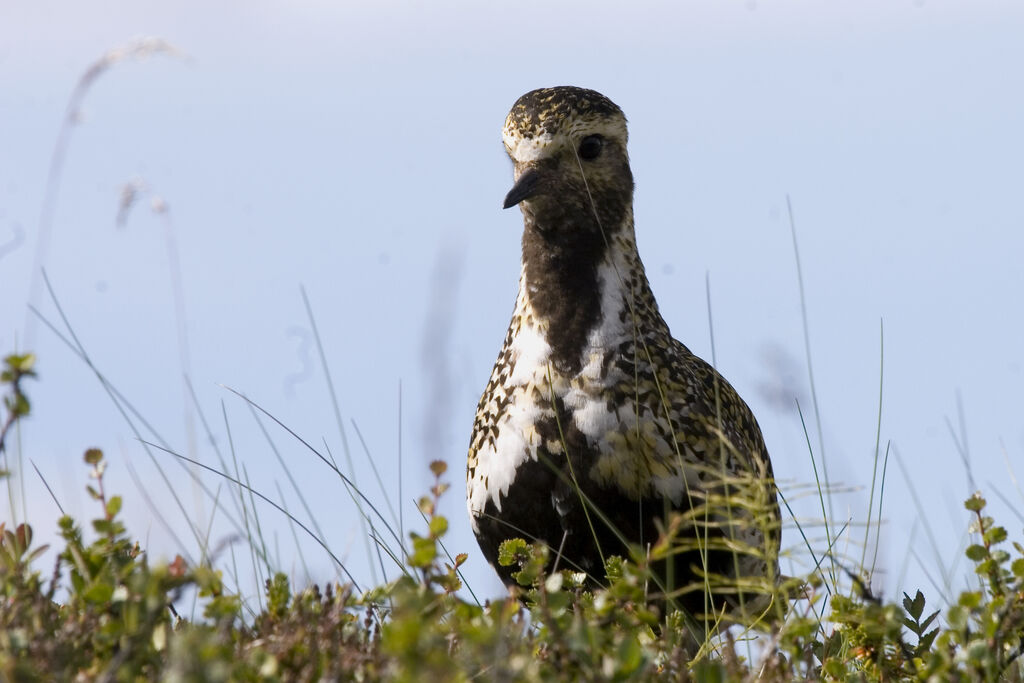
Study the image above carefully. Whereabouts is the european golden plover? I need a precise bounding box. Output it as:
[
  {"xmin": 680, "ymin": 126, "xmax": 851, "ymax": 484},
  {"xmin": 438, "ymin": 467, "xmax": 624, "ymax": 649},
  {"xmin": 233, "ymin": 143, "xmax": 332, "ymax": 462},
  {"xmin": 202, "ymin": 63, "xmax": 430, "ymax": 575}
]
[{"xmin": 467, "ymin": 86, "xmax": 780, "ymax": 621}]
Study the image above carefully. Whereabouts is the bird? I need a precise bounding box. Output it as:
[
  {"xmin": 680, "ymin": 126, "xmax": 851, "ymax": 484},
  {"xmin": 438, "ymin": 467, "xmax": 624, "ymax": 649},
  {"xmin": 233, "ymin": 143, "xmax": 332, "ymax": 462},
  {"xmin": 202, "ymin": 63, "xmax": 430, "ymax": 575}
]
[{"xmin": 466, "ymin": 86, "xmax": 780, "ymax": 624}]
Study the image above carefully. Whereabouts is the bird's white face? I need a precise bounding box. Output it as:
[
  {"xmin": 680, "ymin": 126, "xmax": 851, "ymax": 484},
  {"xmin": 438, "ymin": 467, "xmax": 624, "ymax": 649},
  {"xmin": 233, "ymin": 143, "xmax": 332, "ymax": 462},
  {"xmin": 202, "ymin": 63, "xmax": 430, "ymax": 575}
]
[
  {"xmin": 500, "ymin": 111, "xmax": 632, "ymax": 215},
  {"xmin": 501, "ymin": 114, "xmax": 627, "ymax": 166},
  {"xmin": 498, "ymin": 87, "xmax": 632, "ymax": 214}
]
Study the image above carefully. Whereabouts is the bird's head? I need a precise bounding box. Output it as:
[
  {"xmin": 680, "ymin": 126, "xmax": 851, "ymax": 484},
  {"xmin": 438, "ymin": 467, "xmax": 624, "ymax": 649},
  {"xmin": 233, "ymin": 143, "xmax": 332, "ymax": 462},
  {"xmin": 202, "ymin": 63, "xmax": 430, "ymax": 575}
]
[{"xmin": 502, "ymin": 87, "xmax": 634, "ymax": 237}]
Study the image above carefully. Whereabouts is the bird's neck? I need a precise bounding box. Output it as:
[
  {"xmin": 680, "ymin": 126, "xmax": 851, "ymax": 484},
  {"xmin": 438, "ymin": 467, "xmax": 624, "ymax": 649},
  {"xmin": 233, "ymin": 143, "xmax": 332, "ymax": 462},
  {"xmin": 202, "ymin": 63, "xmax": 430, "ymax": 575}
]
[{"xmin": 516, "ymin": 209, "xmax": 665, "ymax": 374}]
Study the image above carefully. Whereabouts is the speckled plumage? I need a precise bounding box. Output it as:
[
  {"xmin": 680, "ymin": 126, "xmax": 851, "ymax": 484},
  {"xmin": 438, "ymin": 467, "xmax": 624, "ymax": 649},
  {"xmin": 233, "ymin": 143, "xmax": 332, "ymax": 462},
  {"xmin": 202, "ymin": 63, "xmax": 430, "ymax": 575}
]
[{"xmin": 467, "ymin": 87, "xmax": 780, "ymax": 621}]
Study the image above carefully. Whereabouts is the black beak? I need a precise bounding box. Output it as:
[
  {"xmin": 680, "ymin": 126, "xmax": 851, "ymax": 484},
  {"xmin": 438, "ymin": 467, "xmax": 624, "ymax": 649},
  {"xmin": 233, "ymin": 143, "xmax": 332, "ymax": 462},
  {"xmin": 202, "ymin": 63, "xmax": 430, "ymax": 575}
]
[{"xmin": 503, "ymin": 167, "xmax": 544, "ymax": 209}]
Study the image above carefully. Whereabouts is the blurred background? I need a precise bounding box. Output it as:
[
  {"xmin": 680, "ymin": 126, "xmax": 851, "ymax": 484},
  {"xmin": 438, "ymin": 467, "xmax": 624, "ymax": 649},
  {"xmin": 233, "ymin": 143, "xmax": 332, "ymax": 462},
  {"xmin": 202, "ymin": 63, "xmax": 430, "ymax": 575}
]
[{"xmin": 2, "ymin": 0, "xmax": 1022, "ymax": 607}]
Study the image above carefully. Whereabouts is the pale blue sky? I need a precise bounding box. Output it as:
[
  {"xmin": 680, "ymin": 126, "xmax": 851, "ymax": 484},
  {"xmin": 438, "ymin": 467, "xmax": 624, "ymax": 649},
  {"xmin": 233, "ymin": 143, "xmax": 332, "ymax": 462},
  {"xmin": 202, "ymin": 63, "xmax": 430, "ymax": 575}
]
[{"xmin": 2, "ymin": 1, "xmax": 1023, "ymax": 605}]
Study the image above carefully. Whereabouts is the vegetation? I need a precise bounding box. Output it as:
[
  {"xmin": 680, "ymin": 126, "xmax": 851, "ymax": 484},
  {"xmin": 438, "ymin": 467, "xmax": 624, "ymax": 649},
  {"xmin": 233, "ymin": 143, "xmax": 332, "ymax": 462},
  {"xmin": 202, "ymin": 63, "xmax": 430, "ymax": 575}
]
[
  {"xmin": 6, "ymin": 37, "xmax": 1019, "ymax": 681},
  {"xmin": 1, "ymin": 353, "xmax": 1023, "ymax": 681}
]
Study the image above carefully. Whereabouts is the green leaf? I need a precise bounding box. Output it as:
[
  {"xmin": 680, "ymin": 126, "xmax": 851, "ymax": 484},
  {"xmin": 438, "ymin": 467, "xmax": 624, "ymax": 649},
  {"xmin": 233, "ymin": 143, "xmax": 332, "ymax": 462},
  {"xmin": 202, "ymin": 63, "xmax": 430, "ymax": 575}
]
[
  {"xmin": 947, "ymin": 605, "xmax": 967, "ymax": 630},
  {"xmin": 605, "ymin": 555, "xmax": 625, "ymax": 582},
  {"xmin": 964, "ymin": 493, "xmax": 986, "ymax": 512},
  {"xmin": 903, "ymin": 589, "xmax": 925, "ymax": 620},
  {"xmin": 919, "ymin": 627, "xmax": 939, "ymax": 652},
  {"xmin": 821, "ymin": 658, "xmax": 846, "ymax": 679},
  {"xmin": 408, "ymin": 533, "xmax": 436, "ymax": 568},
  {"xmin": 417, "ymin": 495, "xmax": 433, "ymax": 516},
  {"xmin": 984, "ymin": 526, "xmax": 1007, "ymax": 545},
  {"xmin": 4, "ymin": 353, "xmax": 36, "ymax": 374},
  {"xmin": 616, "ymin": 636, "xmax": 645, "ymax": 675},
  {"xmin": 1011, "ymin": 558, "xmax": 1024, "ymax": 578},
  {"xmin": 428, "ymin": 515, "xmax": 448, "ymax": 538},
  {"xmin": 266, "ymin": 572, "xmax": 291, "ymax": 617},
  {"xmin": 25, "ymin": 544, "xmax": 49, "ymax": 564},
  {"xmin": 83, "ymin": 581, "xmax": 114, "ymax": 604},
  {"xmin": 975, "ymin": 558, "xmax": 997, "ymax": 576},
  {"xmin": 498, "ymin": 538, "xmax": 528, "ymax": 567},
  {"xmin": 106, "ymin": 495, "xmax": 122, "ymax": 518},
  {"xmin": 958, "ymin": 591, "xmax": 982, "ymax": 609},
  {"xmin": 93, "ymin": 519, "xmax": 114, "ymax": 536},
  {"xmin": 691, "ymin": 660, "xmax": 727, "ymax": 683},
  {"xmin": 14, "ymin": 523, "xmax": 32, "ymax": 551},
  {"xmin": 965, "ymin": 544, "xmax": 987, "ymax": 562},
  {"xmin": 8, "ymin": 394, "xmax": 30, "ymax": 417},
  {"xmin": 920, "ymin": 610, "xmax": 939, "ymax": 633}
]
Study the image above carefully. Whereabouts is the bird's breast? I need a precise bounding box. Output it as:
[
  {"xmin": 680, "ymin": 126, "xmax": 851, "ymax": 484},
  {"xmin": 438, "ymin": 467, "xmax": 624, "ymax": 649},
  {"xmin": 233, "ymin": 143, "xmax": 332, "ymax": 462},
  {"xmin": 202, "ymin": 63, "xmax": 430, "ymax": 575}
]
[{"xmin": 468, "ymin": 311, "xmax": 687, "ymax": 520}]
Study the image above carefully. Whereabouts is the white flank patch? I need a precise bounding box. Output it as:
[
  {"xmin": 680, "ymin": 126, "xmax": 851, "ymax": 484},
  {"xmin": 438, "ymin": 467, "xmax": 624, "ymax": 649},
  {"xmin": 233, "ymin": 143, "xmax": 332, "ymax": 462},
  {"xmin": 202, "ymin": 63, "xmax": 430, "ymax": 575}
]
[
  {"xmin": 566, "ymin": 248, "xmax": 633, "ymax": 442},
  {"xmin": 507, "ymin": 322, "xmax": 550, "ymax": 385},
  {"xmin": 468, "ymin": 296, "xmax": 553, "ymax": 528},
  {"xmin": 469, "ymin": 400, "xmax": 542, "ymax": 519},
  {"xmin": 568, "ymin": 392, "xmax": 616, "ymax": 440}
]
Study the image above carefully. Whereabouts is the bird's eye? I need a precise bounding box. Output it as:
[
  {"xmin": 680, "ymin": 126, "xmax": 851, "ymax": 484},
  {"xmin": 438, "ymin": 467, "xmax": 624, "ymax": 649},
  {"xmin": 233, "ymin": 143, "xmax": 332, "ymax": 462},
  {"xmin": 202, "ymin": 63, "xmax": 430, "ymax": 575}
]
[{"xmin": 577, "ymin": 135, "xmax": 603, "ymax": 161}]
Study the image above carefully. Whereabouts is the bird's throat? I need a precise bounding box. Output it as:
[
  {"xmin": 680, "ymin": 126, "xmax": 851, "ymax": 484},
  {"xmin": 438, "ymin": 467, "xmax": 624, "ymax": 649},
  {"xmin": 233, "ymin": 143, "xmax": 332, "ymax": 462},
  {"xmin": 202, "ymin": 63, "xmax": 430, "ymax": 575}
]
[{"xmin": 520, "ymin": 216, "xmax": 608, "ymax": 375}]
